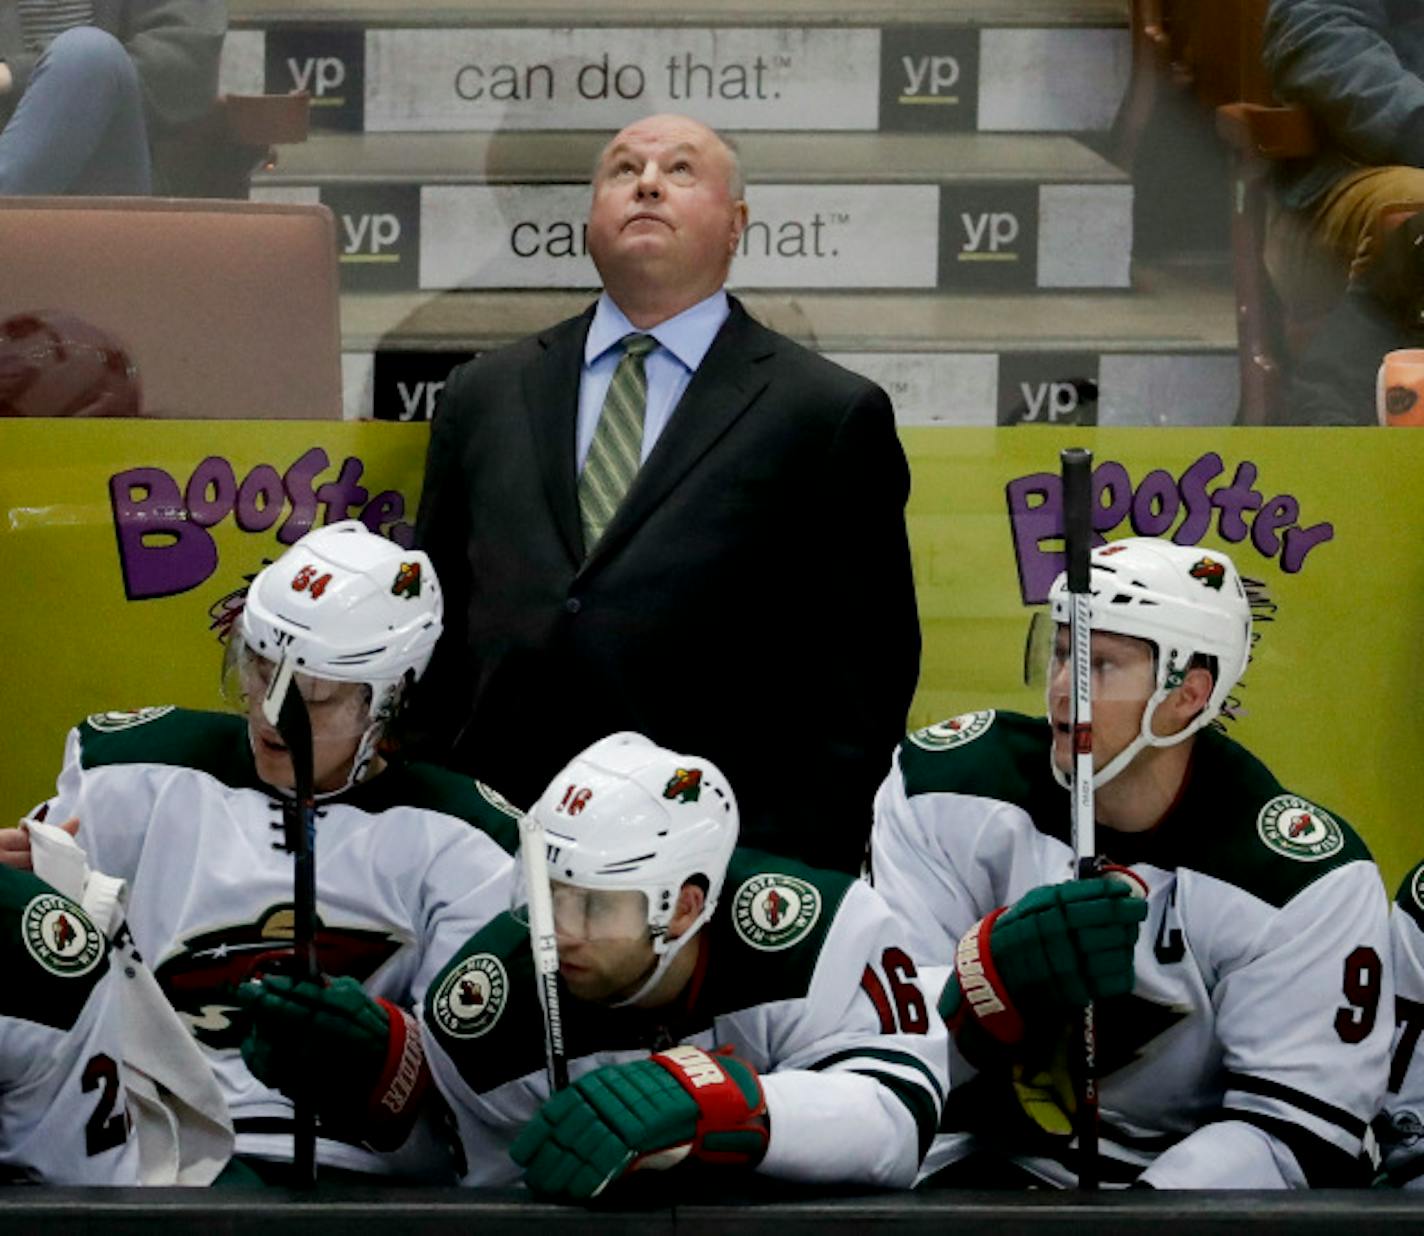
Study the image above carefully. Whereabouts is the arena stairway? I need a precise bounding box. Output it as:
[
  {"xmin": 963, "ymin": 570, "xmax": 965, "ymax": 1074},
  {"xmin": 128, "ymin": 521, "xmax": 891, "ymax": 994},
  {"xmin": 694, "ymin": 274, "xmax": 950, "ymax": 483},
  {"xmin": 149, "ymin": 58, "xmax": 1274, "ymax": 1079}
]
[{"xmin": 223, "ymin": 0, "xmax": 1238, "ymax": 426}]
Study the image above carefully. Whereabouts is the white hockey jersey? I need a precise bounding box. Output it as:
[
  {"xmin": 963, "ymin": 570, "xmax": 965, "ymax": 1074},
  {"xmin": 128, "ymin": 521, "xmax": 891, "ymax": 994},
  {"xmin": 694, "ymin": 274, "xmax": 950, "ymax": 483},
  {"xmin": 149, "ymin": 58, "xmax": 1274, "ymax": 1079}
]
[
  {"xmin": 1378, "ymin": 858, "xmax": 1424, "ymax": 1188},
  {"xmin": 869, "ymin": 710, "xmax": 1392, "ymax": 1189},
  {"xmin": 0, "ymin": 866, "xmax": 139, "ymax": 1184},
  {"xmin": 35, "ymin": 706, "xmax": 519, "ymax": 1179},
  {"xmin": 423, "ymin": 848, "xmax": 949, "ymax": 1190}
]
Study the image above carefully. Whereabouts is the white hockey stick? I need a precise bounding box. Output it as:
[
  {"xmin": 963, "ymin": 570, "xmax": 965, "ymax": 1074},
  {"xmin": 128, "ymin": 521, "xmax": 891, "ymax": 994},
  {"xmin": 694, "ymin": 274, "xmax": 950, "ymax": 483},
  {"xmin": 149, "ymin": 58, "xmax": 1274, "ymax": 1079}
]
[
  {"xmin": 1062, "ymin": 445, "xmax": 1099, "ymax": 1189},
  {"xmin": 520, "ymin": 814, "xmax": 569, "ymax": 1092}
]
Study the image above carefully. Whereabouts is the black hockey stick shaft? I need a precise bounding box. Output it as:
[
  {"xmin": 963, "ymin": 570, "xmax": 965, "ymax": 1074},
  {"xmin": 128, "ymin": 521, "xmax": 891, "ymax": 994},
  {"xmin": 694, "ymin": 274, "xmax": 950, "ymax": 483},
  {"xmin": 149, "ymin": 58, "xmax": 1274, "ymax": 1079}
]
[
  {"xmin": 1062, "ymin": 445, "xmax": 1100, "ymax": 1190},
  {"xmin": 275, "ymin": 685, "xmax": 319, "ymax": 1187}
]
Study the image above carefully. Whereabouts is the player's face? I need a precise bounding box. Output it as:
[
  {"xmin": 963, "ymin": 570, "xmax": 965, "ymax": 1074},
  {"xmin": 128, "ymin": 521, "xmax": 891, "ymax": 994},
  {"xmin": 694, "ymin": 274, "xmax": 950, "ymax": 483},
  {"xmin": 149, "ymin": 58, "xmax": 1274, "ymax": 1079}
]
[
  {"xmin": 551, "ymin": 884, "xmax": 657, "ymax": 1002},
  {"xmin": 1048, "ymin": 628, "xmax": 1157, "ymax": 775},
  {"xmin": 241, "ymin": 653, "xmax": 371, "ymax": 793},
  {"xmin": 586, "ymin": 115, "xmax": 746, "ymax": 306}
]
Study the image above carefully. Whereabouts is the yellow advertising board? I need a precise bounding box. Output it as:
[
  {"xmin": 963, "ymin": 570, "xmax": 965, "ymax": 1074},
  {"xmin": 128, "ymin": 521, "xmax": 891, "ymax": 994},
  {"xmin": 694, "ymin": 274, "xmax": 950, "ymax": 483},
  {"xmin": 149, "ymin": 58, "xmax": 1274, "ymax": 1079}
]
[{"xmin": 2, "ymin": 421, "xmax": 1418, "ymax": 891}]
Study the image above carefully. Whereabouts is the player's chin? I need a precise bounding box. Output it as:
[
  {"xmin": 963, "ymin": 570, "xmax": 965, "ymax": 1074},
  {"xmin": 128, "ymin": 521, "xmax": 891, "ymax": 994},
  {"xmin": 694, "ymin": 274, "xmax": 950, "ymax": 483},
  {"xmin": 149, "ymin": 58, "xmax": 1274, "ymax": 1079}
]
[
  {"xmin": 559, "ymin": 970, "xmax": 609, "ymax": 1002},
  {"xmin": 1050, "ymin": 731, "xmax": 1072, "ymax": 772},
  {"xmin": 252, "ymin": 743, "xmax": 296, "ymax": 791}
]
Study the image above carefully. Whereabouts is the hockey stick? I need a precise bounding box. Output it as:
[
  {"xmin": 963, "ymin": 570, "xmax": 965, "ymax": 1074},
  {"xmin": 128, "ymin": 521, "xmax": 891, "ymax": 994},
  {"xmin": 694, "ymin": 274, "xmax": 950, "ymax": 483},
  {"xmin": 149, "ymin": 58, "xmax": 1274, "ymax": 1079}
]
[
  {"xmin": 265, "ymin": 666, "xmax": 319, "ymax": 1187},
  {"xmin": 520, "ymin": 814, "xmax": 569, "ymax": 1092},
  {"xmin": 1061, "ymin": 445, "xmax": 1100, "ymax": 1191}
]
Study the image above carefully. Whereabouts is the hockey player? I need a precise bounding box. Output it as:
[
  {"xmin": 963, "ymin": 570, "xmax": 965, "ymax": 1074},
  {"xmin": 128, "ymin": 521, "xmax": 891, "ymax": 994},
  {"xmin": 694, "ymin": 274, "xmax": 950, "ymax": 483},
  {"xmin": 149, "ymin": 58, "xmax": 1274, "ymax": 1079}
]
[
  {"xmin": 413, "ymin": 732, "xmax": 949, "ymax": 1198},
  {"xmin": 0, "ymin": 866, "xmax": 139, "ymax": 1183},
  {"xmin": 1377, "ymin": 858, "xmax": 1424, "ymax": 1188},
  {"xmin": 869, "ymin": 537, "xmax": 1391, "ymax": 1189},
  {"xmin": 2, "ymin": 521, "xmax": 518, "ymax": 1182}
]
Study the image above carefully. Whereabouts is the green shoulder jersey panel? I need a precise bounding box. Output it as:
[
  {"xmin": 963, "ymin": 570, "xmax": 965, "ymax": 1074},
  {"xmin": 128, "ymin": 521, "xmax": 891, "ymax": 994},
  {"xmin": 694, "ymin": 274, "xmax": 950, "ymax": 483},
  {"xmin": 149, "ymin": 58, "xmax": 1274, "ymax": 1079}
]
[
  {"xmin": 75, "ymin": 707, "xmax": 522, "ymax": 851},
  {"xmin": 1395, "ymin": 859, "xmax": 1424, "ymax": 935},
  {"xmin": 1143, "ymin": 728, "xmax": 1374, "ymax": 911},
  {"xmin": 899, "ymin": 710, "xmax": 1373, "ymax": 912},
  {"xmin": 0, "ymin": 867, "xmax": 111, "ymax": 1032},
  {"xmin": 424, "ymin": 912, "xmax": 549, "ymax": 1093},
  {"xmin": 899, "ymin": 710, "xmax": 1070, "ymax": 850},
  {"xmin": 346, "ymin": 762, "xmax": 522, "ymax": 854},
  {"xmin": 76, "ymin": 707, "xmax": 257, "ymax": 790},
  {"xmin": 425, "ymin": 848, "xmax": 856, "ymax": 1096},
  {"xmin": 699, "ymin": 847, "xmax": 855, "ymax": 1014}
]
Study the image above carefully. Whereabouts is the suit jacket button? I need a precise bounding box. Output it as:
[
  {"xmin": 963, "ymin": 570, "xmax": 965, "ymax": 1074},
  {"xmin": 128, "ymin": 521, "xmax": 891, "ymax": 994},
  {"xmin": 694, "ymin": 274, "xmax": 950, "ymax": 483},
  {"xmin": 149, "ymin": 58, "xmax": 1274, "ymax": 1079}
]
[{"xmin": 565, "ymin": 597, "xmax": 582, "ymax": 614}]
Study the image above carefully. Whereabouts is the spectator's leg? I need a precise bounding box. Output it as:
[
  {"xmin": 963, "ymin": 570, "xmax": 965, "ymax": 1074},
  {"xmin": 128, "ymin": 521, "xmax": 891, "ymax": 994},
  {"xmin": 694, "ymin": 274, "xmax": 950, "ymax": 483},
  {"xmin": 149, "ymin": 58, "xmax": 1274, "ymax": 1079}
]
[
  {"xmin": 0, "ymin": 26, "xmax": 152, "ymax": 196},
  {"xmin": 1267, "ymin": 166, "xmax": 1424, "ymax": 320}
]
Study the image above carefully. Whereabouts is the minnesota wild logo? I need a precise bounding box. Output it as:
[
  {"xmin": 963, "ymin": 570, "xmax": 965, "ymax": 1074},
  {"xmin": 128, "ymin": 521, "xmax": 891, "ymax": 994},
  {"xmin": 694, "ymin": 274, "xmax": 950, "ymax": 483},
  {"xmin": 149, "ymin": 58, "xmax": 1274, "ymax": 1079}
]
[
  {"xmin": 732, "ymin": 873, "xmax": 821, "ymax": 952},
  {"xmin": 22, "ymin": 893, "xmax": 104, "ymax": 977},
  {"xmin": 1189, "ymin": 557, "xmax": 1225, "ymax": 591},
  {"xmin": 430, "ymin": 953, "xmax": 507, "ymax": 1040},
  {"xmin": 663, "ymin": 767, "xmax": 703, "ymax": 803},
  {"xmin": 1257, "ymin": 795, "xmax": 1344, "ymax": 862},
  {"xmin": 86, "ymin": 706, "xmax": 174, "ymax": 732},
  {"xmin": 391, "ymin": 561, "xmax": 422, "ymax": 598},
  {"xmin": 909, "ymin": 710, "xmax": 995, "ymax": 752}
]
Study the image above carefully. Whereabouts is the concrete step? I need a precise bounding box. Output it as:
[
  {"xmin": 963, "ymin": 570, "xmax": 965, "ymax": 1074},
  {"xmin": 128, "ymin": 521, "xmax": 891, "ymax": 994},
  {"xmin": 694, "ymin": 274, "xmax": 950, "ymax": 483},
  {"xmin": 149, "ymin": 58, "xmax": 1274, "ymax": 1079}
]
[
  {"xmin": 231, "ymin": 2, "xmax": 1128, "ymax": 29},
  {"xmin": 256, "ymin": 130, "xmax": 1128, "ymax": 186},
  {"xmin": 336, "ymin": 271, "xmax": 1239, "ymax": 427},
  {"xmin": 253, "ymin": 136, "xmax": 1133, "ymax": 294},
  {"xmin": 220, "ymin": 22, "xmax": 1129, "ymax": 135}
]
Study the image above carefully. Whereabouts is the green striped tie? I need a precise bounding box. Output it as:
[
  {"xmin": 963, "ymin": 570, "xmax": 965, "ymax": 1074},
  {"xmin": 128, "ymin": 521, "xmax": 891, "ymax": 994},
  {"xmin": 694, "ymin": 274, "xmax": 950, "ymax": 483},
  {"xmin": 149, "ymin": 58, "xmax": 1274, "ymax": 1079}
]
[{"xmin": 579, "ymin": 333, "xmax": 658, "ymax": 553}]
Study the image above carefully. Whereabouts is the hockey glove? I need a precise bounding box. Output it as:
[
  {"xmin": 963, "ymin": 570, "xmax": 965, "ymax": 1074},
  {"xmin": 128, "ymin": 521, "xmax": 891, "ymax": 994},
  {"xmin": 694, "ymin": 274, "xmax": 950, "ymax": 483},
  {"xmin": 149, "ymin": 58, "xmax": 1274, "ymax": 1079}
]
[
  {"xmin": 940, "ymin": 876, "xmax": 1146, "ymax": 1050},
  {"xmin": 511, "ymin": 1045, "xmax": 769, "ymax": 1201},
  {"xmin": 235, "ymin": 974, "xmax": 430, "ymax": 1151}
]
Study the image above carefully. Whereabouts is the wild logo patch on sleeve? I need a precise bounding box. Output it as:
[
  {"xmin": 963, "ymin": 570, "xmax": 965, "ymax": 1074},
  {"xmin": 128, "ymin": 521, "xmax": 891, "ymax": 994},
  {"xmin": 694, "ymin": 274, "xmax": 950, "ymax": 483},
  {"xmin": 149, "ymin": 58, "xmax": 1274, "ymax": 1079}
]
[
  {"xmin": 86, "ymin": 706, "xmax": 174, "ymax": 732},
  {"xmin": 431, "ymin": 953, "xmax": 507, "ymax": 1039},
  {"xmin": 1256, "ymin": 795, "xmax": 1344, "ymax": 862},
  {"xmin": 908, "ymin": 709, "xmax": 995, "ymax": 752},
  {"xmin": 22, "ymin": 893, "xmax": 104, "ymax": 977},
  {"xmin": 732, "ymin": 874, "xmax": 822, "ymax": 952},
  {"xmin": 476, "ymin": 780, "xmax": 523, "ymax": 820}
]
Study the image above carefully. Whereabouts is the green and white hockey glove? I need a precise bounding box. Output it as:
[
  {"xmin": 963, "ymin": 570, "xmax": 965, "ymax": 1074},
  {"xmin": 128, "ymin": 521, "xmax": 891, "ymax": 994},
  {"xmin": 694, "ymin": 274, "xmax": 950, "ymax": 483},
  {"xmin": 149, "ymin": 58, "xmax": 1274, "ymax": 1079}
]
[
  {"xmin": 236, "ymin": 974, "xmax": 430, "ymax": 1150},
  {"xmin": 940, "ymin": 874, "xmax": 1147, "ymax": 1053},
  {"xmin": 511, "ymin": 1045, "xmax": 769, "ymax": 1201}
]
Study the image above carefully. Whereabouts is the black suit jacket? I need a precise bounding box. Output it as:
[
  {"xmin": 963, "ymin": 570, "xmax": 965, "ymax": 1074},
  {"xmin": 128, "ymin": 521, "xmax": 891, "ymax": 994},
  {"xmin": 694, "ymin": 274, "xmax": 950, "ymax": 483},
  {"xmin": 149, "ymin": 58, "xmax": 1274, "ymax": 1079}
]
[{"xmin": 413, "ymin": 297, "xmax": 920, "ymax": 872}]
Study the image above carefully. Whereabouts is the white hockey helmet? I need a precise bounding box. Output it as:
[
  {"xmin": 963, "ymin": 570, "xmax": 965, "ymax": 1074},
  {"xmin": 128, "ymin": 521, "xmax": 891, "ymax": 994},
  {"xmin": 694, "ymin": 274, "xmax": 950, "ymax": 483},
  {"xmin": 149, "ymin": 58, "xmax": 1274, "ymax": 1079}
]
[
  {"xmin": 231, "ymin": 520, "xmax": 442, "ymax": 786},
  {"xmin": 1046, "ymin": 536, "xmax": 1251, "ymax": 787},
  {"xmin": 528, "ymin": 732, "xmax": 738, "ymax": 998}
]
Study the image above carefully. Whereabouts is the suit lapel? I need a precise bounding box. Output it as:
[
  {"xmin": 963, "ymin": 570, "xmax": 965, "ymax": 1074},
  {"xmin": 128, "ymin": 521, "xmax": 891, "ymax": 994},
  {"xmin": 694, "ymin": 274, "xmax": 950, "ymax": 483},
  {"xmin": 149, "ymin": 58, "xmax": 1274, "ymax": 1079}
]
[
  {"xmin": 580, "ymin": 299, "xmax": 775, "ymax": 574},
  {"xmin": 525, "ymin": 308, "xmax": 594, "ymax": 568}
]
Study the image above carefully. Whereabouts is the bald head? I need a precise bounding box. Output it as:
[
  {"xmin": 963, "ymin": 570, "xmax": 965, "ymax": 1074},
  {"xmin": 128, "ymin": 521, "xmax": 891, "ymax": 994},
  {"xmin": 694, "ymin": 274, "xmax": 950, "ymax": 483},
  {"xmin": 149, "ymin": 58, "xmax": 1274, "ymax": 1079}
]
[
  {"xmin": 593, "ymin": 115, "xmax": 745, "ymax": 201},
  {"xmin": 585, "ymin": 114, "xmax": 749, "ymax": 328}
]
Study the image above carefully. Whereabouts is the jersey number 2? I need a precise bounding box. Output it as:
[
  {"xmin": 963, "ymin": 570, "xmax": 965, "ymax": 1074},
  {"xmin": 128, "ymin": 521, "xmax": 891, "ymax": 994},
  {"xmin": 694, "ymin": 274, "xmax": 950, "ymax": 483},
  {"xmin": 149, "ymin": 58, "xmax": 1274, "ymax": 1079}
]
[
  {"xmin": 82, "ymin": 1053, "xmax": 128, "ymax": 1157},
  {"xmin": 861, "ymin": 948, "xmax": 929, "ymax": 1035}
]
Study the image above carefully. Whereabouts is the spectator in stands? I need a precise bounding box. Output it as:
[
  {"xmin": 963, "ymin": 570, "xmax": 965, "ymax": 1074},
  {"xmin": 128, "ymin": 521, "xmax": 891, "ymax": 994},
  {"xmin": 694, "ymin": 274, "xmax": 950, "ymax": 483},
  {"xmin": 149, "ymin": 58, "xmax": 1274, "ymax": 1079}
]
[
  {"xmin": 412, "ymin": 112, "xmax": 920, "ymax": 875},
  {"xmin": 1263, "ymin": 0, "xmax": 1424, "ymax": 317},
  {"xmin": 1290, "ymin": 208, "xmax": 1424, "ymax": 423},
  {"xmin": 0, "ymin": 1, "xmax": 224, "ymax": 196}
]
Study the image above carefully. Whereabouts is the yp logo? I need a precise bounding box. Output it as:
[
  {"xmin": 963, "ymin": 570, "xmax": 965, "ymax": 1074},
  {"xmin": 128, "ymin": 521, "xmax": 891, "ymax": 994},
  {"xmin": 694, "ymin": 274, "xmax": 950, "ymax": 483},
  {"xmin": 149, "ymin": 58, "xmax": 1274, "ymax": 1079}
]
[
  {"xmin": 265, "ymin": 27, "xmax": 365, "ymax": 131},
  {"xmin": 997, "ymin": 353, "xmax": 1100, "ymax": 427},
  {"xmin": 373, "ymin": 350, "xmax": 477, "ymax": 422},
  {"xmin": 322, "ymin": 185, "xmax": 420, "ymax": 292},
  {"xmin": 879, "ymin": 27, "xmax": 978, "ymax": 131},
  {"xmin": 939, "ymin": 185, "xmax": 1037, "ymax": 290}
]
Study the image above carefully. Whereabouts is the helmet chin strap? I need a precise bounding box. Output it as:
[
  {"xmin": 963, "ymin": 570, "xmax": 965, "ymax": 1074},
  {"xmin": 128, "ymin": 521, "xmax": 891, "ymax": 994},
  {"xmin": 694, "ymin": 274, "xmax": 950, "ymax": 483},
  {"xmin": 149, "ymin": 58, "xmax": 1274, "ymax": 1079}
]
[
  {"xmin": 252, "ymin": 679, "xmax": 397, "ymax": 801},
  {"xmin": 248, "ymin": 719, "xmax": 385, "ymax": 801},
  {"xmin": 610, "ymin": 899, "xmax": 716, "ymax": 1009},
  {"xmin": 1049, "ymin": 676, "xmax": 1209, "ymax": 793}
]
